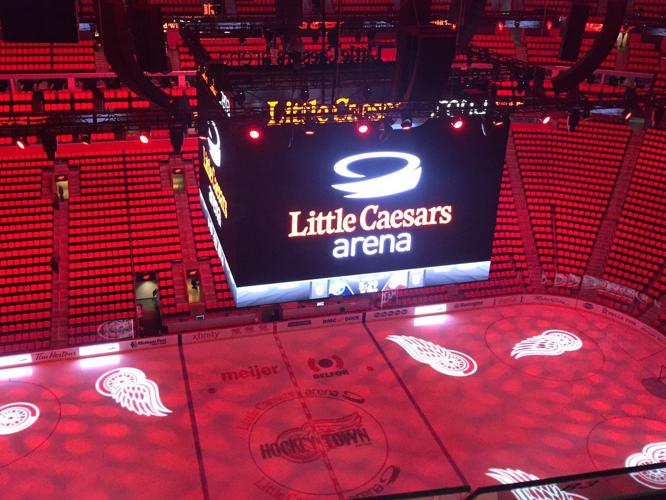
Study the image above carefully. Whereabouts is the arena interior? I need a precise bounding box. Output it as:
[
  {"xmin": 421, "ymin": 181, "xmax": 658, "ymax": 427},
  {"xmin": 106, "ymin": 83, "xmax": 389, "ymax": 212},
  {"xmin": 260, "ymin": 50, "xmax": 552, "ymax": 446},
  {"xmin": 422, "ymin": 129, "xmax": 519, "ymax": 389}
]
[{"xmin": 1, "ymin": 0, "xmax": 666, "ymax": 499}]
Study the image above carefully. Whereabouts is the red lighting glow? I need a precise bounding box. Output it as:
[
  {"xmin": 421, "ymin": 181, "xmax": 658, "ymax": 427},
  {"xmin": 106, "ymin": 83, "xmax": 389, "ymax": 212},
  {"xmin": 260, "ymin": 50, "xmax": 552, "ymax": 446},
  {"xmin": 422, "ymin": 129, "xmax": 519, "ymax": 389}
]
[
  {"xmin": 497, "ymin": 20, "xmax": 504, "ymax": 31},
  {"xmin": 356, "ymin": 123, "xmax": 370, "ymax": 135},
  {"xmin": 248, "ymin": 127, "xmax": 262, "ymax": 140},
  {"xmin": 452, "ymin": 118, "xmax": 464, "ymax": 129}
]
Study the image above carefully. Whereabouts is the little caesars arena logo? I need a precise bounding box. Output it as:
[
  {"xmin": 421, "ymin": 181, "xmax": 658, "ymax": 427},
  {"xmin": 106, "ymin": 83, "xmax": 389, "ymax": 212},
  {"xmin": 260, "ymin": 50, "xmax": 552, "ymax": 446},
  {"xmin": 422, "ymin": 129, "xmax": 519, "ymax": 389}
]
[
  {"xmin": 288, "ymin": 152, "xmax": 453, "ymax": 259},
  {"xmin": 241, "ymin": 389, "xmax": 400, "ymax": 498}
]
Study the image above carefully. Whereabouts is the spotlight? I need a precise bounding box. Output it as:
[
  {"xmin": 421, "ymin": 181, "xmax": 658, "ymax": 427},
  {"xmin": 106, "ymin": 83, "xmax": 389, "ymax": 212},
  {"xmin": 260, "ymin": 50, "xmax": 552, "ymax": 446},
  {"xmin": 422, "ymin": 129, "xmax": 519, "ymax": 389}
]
[
  {"xmin": 15, "ymin": 136, "xmax": 26, "ymax": 149},
  {"xmin": 540, "ymin": 113, "xmax": 552, "ymax": 125},
  {"xmin": 356, "ymin": 122, "xmax": 370, "ymax": 135},
  {"xmin": 451, "ymin": 117, "xmax": 464, "ymax": 129},
  {"xmin": 139, "ymin": 130, "xmax": 150, "ymax": 144},
  {"xmin": 247, "ymin": 127, "xmax": 262, "ymax": 141},
  {"xmin": 400, "ymin": 118, "xmax": 412, "ymax": 130},
  {"xmin": 623, "ymin": 109, "xmax": 632, "ymax": 121},
  {"xmin": 304, "ymin": 128, "xmax": 315, "ymax": 136}
]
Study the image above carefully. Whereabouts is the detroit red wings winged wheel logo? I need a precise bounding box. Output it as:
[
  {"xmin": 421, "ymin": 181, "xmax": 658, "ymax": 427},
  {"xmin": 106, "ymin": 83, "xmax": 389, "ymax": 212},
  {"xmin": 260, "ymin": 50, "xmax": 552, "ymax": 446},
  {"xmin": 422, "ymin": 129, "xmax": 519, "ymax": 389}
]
[
  {"xmin": 0, "ymin": 402, "xmax": 40, "ymax": 435},
  {"xmin": 387, "ymin": 335, "xmax": 478, "ymax": 377},
  {"xmin": 511, "ymin": 330, "xmax": 583, "ymax": 359},
  {"xmin": 95, "ymin": 367, "xmax": 172, "ymax": 417},
  {"xmin": 625, "ymin": 442, "xmax": 666, "ymax": 489},
  {"xmin": 487, "ymin": 468, "xmax": 588, "ymax": 500}
]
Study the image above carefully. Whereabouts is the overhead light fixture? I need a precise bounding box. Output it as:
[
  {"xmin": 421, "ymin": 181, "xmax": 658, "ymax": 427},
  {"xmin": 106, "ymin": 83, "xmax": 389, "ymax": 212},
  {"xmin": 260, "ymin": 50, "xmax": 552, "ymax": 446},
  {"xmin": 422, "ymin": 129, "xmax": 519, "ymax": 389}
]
[
  {"xmin": 451, "ymin": 117, "xmax": 464, "ymax": 129},
  {"xmin": 540, "ymin": 113, "xmax": 552, "ymax": 125},
  {"xmin": 139, "ymin": 130, "xmax": 150, "ymax": 144},
  {"xmin": 15, "ymin": 136, "xmax": 26, "ymax": 149},
  {"xmin": 355, "ymin": 122, "xmax": 370, "ymax": 136},
  {"xmin": 247, "ymin": 127, "xmax": 262, "ymax": 141}
]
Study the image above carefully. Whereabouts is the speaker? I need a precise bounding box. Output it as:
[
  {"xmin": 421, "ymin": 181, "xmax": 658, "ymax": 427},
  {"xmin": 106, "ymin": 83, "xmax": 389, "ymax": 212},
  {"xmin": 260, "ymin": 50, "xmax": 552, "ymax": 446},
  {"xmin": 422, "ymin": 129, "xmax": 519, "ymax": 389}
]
[
  {"xmin": 0, "ymin": 0, "xmax": 78, "ymax": 42},
  {"xmin": 128, "ymin": 4, "xmax": 169, "ymax": 73},
  {"xmin": 448, "ymin": 0, "xmax": 486, "ymax": 48},
  {"xmin": 399, "ymin": 0, "xmax": 431, "ymax": 25},
  {"xmin": 393, "ymin": 33, "xmax": 456, "ymax": 102},
  {"xmin": 275, "ymin": 0, "xmax": 303, "ymax": 24},
  {"xmin": 559, "ymin": 3, "xmax": 589, "ymax": 61},
  {"xmin": 552, "ymin": 0, "xmax": 628, "ymax": 94}
]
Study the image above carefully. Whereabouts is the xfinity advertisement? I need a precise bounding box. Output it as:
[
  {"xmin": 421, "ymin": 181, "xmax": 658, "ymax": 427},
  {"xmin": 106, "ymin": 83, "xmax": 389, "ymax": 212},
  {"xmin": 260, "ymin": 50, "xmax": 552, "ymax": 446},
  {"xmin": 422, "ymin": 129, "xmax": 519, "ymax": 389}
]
[{"xmin": 198, "ymin": 118, "xmax": 507, "ymax": 307}]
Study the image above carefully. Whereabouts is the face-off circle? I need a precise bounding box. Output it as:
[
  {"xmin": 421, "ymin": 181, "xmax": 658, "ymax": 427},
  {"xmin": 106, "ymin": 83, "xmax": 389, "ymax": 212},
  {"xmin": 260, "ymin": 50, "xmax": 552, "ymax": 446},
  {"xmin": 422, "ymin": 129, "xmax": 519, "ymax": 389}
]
[
  {"xmin": 588, "ymin": 417, "xmax": 666, "ymax": 492},
  {"xmin": 0, "ymin": 381, "xmax": 61, "ymax": 468},
  {"xmin": 0, "ymin": 402, "xmax": 40, "ymax": 435},
  {"xmin": 248, "ymin": 393, "xmax": 389, "ymax": 496}
]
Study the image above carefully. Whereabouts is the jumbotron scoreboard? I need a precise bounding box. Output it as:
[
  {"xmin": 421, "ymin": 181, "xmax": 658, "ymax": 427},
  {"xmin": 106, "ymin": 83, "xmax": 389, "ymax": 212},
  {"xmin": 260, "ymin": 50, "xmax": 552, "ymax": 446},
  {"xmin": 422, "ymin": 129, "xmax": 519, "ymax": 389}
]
[{"xmin": 197, "ymin": 71, "xmax": 507, "ymax": 307}]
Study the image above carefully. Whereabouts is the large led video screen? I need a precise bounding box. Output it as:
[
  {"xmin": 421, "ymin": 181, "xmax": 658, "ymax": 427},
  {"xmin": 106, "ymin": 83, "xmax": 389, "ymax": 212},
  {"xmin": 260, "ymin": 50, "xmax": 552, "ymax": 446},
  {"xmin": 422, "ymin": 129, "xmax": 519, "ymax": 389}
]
[{"xmin": 199, "ymin": 118, "xmax": 507, "ymax": 307}]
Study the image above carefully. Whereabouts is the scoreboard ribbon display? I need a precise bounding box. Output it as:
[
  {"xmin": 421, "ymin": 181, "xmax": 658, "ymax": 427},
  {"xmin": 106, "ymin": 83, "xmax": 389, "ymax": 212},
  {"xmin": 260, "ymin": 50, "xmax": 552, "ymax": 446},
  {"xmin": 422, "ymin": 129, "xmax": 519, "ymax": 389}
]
[{"xmin": 199, "ymin": 119, "xmax": 507, "ymax": 307}]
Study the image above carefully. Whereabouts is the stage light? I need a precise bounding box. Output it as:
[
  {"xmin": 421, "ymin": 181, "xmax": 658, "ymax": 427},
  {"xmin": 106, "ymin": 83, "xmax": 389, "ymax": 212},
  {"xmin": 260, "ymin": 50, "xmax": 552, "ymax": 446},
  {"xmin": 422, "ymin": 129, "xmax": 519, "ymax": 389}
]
[
  {"xmin": 623, "ymin": 109, "xmax": 632, "ymax": 121},
  {"xmin": 247, "ymin": 127, "xmax": 262, "ymax": 140},
  {"xmin": 139, "ymin": 130, "xmax": 150, "ymax": 144},
  {"xmin": 540, "ymin": 113, "xmax": 552, "ymax": 125},
  {"xmin": 452, "ymin": 117, "xmax": 464, "ymax": 129},
  {"xmin": 304, "ymin": 128, "xmax": 315, "ymax": 136},
  {"xmin": 356, "ymin": 122, "xmax": 370, "ymax": 135},
  {"xmin": 15, "ymin": 137, "xmax": 26, "ymax": 149},
  {"xmin": 400, "ymin": 118, "xmax": 412, "ymax": 130}
]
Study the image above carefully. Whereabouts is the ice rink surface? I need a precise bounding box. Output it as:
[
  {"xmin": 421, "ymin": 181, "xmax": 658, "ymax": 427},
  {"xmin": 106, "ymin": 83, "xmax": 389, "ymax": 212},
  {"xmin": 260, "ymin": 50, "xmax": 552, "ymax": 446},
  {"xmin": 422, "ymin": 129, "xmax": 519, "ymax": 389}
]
[{"xmin": 1, "ymin": 303, "xmax": 666, "ymax": 499}]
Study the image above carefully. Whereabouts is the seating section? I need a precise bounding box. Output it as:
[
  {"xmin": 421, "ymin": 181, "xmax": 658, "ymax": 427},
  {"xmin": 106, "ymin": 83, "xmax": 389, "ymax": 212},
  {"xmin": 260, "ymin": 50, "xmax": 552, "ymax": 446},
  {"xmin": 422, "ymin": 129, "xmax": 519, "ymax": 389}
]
[
  {"xmin": 0, "ymin": 200, "xmax": 53, "ymax": 353},
  {"xmin": 186, "ymin": 187, "xmax": 235, "ymax": 309},
  {"xmin": 233, "ymin": 0, "xmax": 276, "ymax": 17},
  {"xmin": 147, "ymin": 0, "xmax": 203, "ymax": 16},
  {"xmin": 64, "ymin": 144, "xmax": 180, "ymax": 342},
  {"xmin": 602, "ymin": 130, "xmax": 666, "ymax": 308},
  {"xmin": 633, "ymin": 0, "xmax": 666, "ymax": 19},
  {"xmin": 525, "ymin": 31, "xmax": 616, "ymax": 70},
  {"xmin": 0, "ymin": 41, "xmax": 95, "ymax": 73},
  {"xmin": 513, "ymin": 120, "xmax": 630, "ymax": 286},
  {"xmin": 68, "ymin": 195, "xmax": 134, "ymax": 341},
  {"xmin": 0, "ymin": 152, "xmax": 53, "ymax": 352},
  {"xmin": 461, "ymin": 167, "xmax": 529, "ymax": 298}
]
